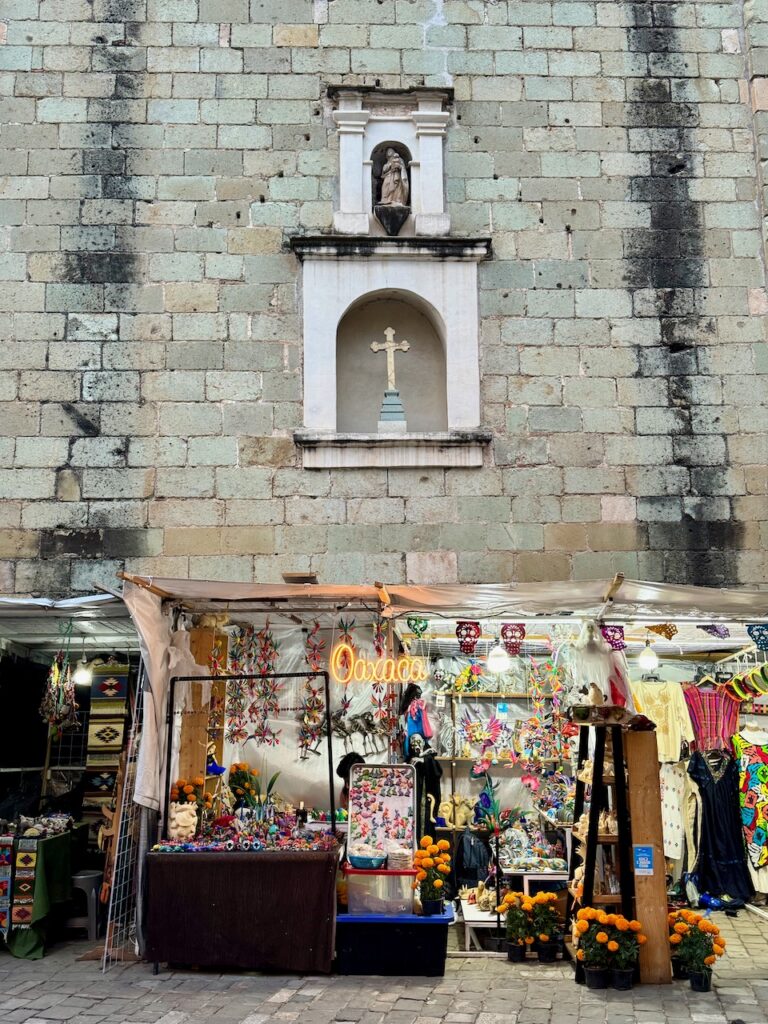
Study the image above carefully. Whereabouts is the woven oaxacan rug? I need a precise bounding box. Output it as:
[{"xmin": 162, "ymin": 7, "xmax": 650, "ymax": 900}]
[
  {"xmin": 0, "ymin": 836, "xmax": 12, "ymax": 939},
  {"xmin": 10, "ymin": 838, "xmax": 37, "ymax": 930},
  {"xmin": 84, "ymin": 666, "xmax": 129, "ymax": 847}
]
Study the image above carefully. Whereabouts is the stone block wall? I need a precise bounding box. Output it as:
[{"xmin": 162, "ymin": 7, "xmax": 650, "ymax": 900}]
[{"xmin": 0, "ymin": 0, "xmax": 767, "ymax": 594}]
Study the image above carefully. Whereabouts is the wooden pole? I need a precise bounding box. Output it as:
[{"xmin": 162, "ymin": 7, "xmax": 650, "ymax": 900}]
[{"xmin": 624, "ymin": 730, "xmax": 671, "ymax": 984}]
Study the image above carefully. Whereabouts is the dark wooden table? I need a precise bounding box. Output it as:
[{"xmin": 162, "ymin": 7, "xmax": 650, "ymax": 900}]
[{"xmin": 145, "ymin": 849, "xmax": 338, "ymax": 973}]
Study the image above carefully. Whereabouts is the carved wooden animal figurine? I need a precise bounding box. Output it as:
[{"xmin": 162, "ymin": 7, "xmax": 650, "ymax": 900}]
[{"xmin": 168, "ymin": 801, "xmax": 198, "ymax": 841}]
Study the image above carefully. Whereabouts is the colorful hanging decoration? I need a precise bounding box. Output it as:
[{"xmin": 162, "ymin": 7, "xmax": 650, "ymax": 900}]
[
  {"xmin": 38, "ymin": 624, "xmax": 79, "ymax": 738},
  {"xmin": 247, "ymin": 622, "xmax": 281, "ymax": 745},
  {"xmin": 298, "ymin": 621, "xmax": 326, "ymax": 759},
  {"xmin": 500, "ymin": 622, "xmax": 526, "ymax": 655},
  {"xmin": 697, "ymin": 624, "xmax": 730, "ymax": 639},
  {"xmin": 371, "ymin": 618, "xmax": 388, "ymax": 658},
  {"xmin": 647, "ymin": 623, "xmax": 678, "ymax": 641},
  {"xmin": 406, "ymin": 617, "xmax": 429, "ymax": 639},
  {"xmin": 600, "ymin": 625, "xmax": 626, "ymax": 651},
  {"xmin": 747, "ymin": 624, "xmax": 768, "ymax": 651},
  {"xmin": 224, "ymin": 632, "xmax": 248, "ymax": 744},
  {"xmin": 454, "ymin": 661, "xmax": 483, "ymax": 693},
  {"xmin": 456, "ymin": 620, "xmax": 481, "ymax": 654},
  {"xmin": 336, "ymin": 617, "xmax": 356, "ymax": 714}
]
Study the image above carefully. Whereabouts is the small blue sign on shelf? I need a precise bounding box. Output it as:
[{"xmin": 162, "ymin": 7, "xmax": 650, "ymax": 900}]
[{"xmin": 633, "ymin": 845, "xmax": 654, "ymax": 876}]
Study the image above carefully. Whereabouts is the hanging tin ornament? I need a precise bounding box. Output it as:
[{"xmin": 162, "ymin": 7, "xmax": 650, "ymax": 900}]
[
  {"xmin": 697, "ymin": 623, "xmax": 730, "ymax": 639},
  {"xmin": 456, "ymin": 620, "xmax": 481, "ymax": 654},
  {"xmin": 647, "ymin": 623, "xmax": 678, "ymax": 641},
  {"xmin": 747, "ymin": 624, "xmax": 768, "ymax": 651},
  {"xmin": 500, "ymin": 622, "xmax": 526, "ymax": 656},
  {"xmin": 406, "ymin": 616, "xmax": 429, "ymax": 639},
  {"xmin": 372, "ymin": 618, "xmax": 388, "ymax": 658},
  {"xmin": 600, "ymin": 625, "xmax": 626, "ymax": 651}
]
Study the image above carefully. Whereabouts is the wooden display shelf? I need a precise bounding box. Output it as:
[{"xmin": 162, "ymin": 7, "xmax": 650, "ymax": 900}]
[
  {"xmin": 571, "ymin": 829, "xmax": 619, "ymax": 845},
  {"xmin": 441, "ymin": 691, "xmax": 538, "ymax": 699},
  {"xmin": 437, "ymin": 756, "xmax": 565, "ymax": 764},
  {"xmin": 592, "ymin": 894, "xmax": 622, "ymax": 905}
]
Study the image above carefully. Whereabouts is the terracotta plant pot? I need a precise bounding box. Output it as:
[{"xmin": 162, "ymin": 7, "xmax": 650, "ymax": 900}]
[
  {"xmin": 421, "ymin": 898, "xmax": 444, "ymax": 917},
  {"xmin": 689, "ymin": 970, "xmax": 712, "ymax": 993},
  {"xmin": 507, "ymin": 942, "xmax": 525, "ymax": 963},
  {"xmin": 611, "ymin": 968, "xmax": 634, "ymax": 991},
  {"xmin": 583, "ymin": 967, "xmax": 610, "ymax": 990}
]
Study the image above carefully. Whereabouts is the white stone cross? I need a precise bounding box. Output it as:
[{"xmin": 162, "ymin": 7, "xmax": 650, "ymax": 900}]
[{"xmin": 370, "ymin": 327, "xmax": 410, "ymax": 391}]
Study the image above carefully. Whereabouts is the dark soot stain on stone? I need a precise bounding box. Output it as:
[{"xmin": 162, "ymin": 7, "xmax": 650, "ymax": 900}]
[{"xmin": 624, "ymin": 8, "xmax": 742, "ymax": 583}]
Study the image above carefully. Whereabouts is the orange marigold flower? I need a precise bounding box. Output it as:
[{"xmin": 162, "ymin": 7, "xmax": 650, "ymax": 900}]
[
  {"xmin": 420, "ymin": 836, "xmax": 433, "ymax": 848},
  {"xmin": 524, "ymin": 937, "xmax": 535, "ymax": 945},
  {"xmin": 437, "ymin": 839, "xmax": 451, "ymax": 851},
  {"xmin": 607, "ymin": 941, "xmax": 619, "ymax": 953},
  {"xmin": 629, "ymin": 920, "xmax": 642, "ymax": 932},
  {"xmin": 538, "ymin": 934, "xmax": 550, "ymax": 943},
  {"xmin": 597, "ymin": 912, "xmax": 608, "ymax": 925},
  {"xmin": 186, "ymin": 793, "xmax": 197, "ymax": 802},
  {"xmin": 438, "ymin": 864, "xmax": 450, "ymax": 874},
  {"xmin": 704, "ymin": 955, "xmax": 716, "ymax": 966},
  {"xmin": 576, "ymin": 909, "xmax": 590, "ymax": 921},
  {"xmin": 615, "ymin": 918, "xmax": 630, "ymax": 932},
  {"xmin": 416, "ymin": 870, "xmax": 427, "ymax": 882},
  {"xmin": 596, "ymin": 931, "xmax": 608, "ymax": 944},
  {"xmin": 637, "ymin": 935, "xmax": 647, "ymax": 945},
  {"xmin": 669, "ymin": 934, "xmax": 682, "ymax": 945},
  {"xmin": 183, "ymin": 784, "xmax": 194, "ymax": 794},
  {"xmin": 193, "ymin": 776, "xmax": 204, "ymax": 787},
  {"xmin": 434, "ymin": 879, "xmax": 444, "ymax": 889},
  {"xmin": 674, "ymin": 922, "xmax": 689, "ymax": 934},
  {"xmin": 576, "ymin": 920, "xmax": 589, "ymax": 934},
  {"xmin": 427, "ymin": 845, "xmax": 439, "ymax": 856},
  {"xmin": 421, "ymin": 857, "xmax": 434, "ymax": 868},
  {"xmin": 576, "ymin": 949, "xmax": 585, "ymax": 961}
]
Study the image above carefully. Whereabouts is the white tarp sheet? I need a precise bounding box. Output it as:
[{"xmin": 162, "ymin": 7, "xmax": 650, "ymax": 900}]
[{"xmin": 121, "ymin": 575, "xmax": 768, "ymax": 809}]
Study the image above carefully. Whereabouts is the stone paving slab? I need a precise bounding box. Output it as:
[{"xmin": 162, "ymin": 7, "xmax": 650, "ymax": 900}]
[{"xmin": 0, "ymin": 910, "xmax": 765, "ymax": 1024}]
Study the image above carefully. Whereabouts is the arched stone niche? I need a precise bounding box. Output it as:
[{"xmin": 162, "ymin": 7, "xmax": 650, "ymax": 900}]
[
  {"xmin": 291, "ymin": 236, "xmax": 492, "ymax": 469},
  {"xmin": 370, "ymin": 141, "xmax": 412, "ymax": 209},
  {"xmin": 331, "ymin": 87, "xmax": 451, "ymax": 237},
  {"xmin": 336, "ymin": 292, "xmax": 447, "ymax": 433}
]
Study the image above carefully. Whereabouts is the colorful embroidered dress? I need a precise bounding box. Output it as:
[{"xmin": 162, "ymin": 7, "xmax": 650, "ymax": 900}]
[
  {"xmin": 683, "ymin": 686, "xmax": 740, "ymax": 753},
  {"xmin": 732, "ymin": 733, "xmax": 768, "ymax": 869}
]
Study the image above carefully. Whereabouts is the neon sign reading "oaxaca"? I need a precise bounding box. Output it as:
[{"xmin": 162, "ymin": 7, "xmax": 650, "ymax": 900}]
[{"xmin": 330, "ymin": 642, "xmax": 428, "ymax": 685}]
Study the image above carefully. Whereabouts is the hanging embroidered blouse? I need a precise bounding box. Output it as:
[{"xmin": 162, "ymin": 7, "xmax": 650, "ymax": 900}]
[
  {"xmin": 732, "ymin": 732, "xmax": 768, "ymax": 869},
  {"xmin": 683, "ymin": 685, "xmax": 740, "ymax": 754},
  {"xmin": 630, "ymin": 680, "xmax": 695, "ymax": 762}
]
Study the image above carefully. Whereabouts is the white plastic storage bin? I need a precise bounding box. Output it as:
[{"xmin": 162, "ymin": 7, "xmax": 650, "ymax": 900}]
[{"xmin": 344, "ymin": 866, "xmax": 417, "ymax": 916}]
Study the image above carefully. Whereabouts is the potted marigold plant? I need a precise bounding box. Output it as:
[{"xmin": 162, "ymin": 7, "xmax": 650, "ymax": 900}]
[
  {"xmin": 574, "ymin": 908, "xmax": 648, "ymax": 989},
  {"xmin": 605, "ymin": 913, "xmax": 645, "ymax": 990},
  {"xmin": 573, "ymin": 907, "xmax": 612, "ymax": 989},
  {"xmin": 668, "ymin": 909, "xmax": 725, "ymax": 992},
  {"xmin": 531, "ymin": 891, "xmax": 562, "ymax": 963},
  {"xmin": 496, "ymin": 891, "xmax": 534, "ymax": 962},
  {"xmin": 414, "ymin": 836, "xmax": 451, "ymax": 915}
]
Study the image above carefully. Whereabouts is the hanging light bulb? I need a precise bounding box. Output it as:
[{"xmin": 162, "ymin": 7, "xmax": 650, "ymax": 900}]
[
  {"xmin": 638, "ymin": 639, "xmax": 659, "ymax": 672},
  {"xmin": 72, "ymin": 636, "xmax": 92, "ymax": 686},
  {"xmin": 486, "ymin": 642, "xmax": 511, "ymax": 675}
]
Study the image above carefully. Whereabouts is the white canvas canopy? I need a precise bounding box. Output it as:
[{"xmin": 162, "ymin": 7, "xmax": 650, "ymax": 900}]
[{"xmin": 120, "ymin": 574, "xmax": 768, "ymax": 810}]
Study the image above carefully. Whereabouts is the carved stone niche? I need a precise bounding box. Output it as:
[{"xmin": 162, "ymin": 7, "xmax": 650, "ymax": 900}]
[{"xmin": 330, "ymin": 86, "xmax": 452, "ymax": 237}]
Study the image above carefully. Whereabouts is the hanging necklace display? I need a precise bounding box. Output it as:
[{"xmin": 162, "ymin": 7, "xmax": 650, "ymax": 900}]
[
  {"xmin": 298, "ymin": 620, "xmax": 326, "ymax": 759},
  {"xmin": 38, "ymin": 621, "xmax": 79, "ymax": 738}
]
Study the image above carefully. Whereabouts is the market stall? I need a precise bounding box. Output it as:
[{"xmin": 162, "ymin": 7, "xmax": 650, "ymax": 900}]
[{"xmin": 117, "ymin": 575, "xmax": 768, "ymax": 984}]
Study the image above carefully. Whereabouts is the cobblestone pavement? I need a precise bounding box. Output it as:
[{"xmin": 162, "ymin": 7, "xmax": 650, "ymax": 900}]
[{"xmin": 1, "ymin": 910, "xmax": 766, "ymax": 1024}]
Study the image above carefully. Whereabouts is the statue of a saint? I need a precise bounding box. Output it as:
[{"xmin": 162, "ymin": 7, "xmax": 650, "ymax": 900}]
[{"xmin": 379, "ymin": 148, "xmax": 409, "ymax": 207}]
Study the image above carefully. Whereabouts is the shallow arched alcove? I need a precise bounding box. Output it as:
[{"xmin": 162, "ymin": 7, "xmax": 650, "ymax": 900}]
[{"xmin": 336, "ymin": 292, "xmax": 448, "ymax": 433}]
